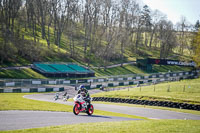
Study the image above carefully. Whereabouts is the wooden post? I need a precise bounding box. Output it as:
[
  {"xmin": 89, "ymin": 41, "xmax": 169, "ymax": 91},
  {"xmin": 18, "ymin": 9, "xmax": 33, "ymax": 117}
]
[
  {"xmin": 183, "ymin": 85, "xmax": 185, "ymax": 92},
  {"xmin": 167, "ymin": 85, "xmax": 170, "ymax": 92}
]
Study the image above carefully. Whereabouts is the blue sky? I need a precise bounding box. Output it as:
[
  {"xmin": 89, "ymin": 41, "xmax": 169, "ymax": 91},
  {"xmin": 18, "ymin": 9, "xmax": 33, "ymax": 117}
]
[{"xmin": 141, "ymin": 0, "xmax": 200, "ymax": 25}]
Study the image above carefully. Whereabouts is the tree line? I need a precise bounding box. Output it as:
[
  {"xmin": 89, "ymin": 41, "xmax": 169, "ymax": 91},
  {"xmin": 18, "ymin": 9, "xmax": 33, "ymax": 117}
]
[{"xmin": 0, "ymin": 0, "xmax": 199, "ymax": 68}]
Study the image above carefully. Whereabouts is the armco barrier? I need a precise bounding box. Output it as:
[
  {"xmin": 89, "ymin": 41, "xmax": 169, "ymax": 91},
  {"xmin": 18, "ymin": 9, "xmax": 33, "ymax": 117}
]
[
  {"xmin": 0, "ymin": 87, "xmax": 64, "ymax": 93},
  {"xmin": 92, "ymin": 97, "xmax": 200, "ymax": 111}
]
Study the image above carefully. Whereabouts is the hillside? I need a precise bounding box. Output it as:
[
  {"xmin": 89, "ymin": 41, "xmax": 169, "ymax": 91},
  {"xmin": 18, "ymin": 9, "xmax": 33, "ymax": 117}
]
[
  {"xmin": 0, "ymin": 0, "xmax": 197, "ymax": 79},
  {"xmin": 0, "ymin": 23, "xmax": 195, "ymax": 79},
  {"xmin": 0, "ymin": 23, "xmax": 193, "ymax": 67},
  {"xmin": 0, "ymin": 64, "xmax": 193, "ymax": 79}
]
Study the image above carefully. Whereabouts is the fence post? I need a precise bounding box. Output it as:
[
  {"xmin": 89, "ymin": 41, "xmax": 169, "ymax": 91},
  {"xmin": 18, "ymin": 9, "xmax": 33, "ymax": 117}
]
[
  {"xmin": 183, "ymin": 85, "xmax": 185, "ymax": 92},
  {"xmin": 21, "ymin": 79, "xmax": 23, "ymax": 87},
  {"xmin": 140, "ymin": 86, "xmax": 141, "ymax": 92},
  {"xmin": 167, "ymin": 85, "xmax": 170, "ymax": 92},
  {"xmin": 154, "ymin": 84, "xmax": 155, "ymax": 92}
]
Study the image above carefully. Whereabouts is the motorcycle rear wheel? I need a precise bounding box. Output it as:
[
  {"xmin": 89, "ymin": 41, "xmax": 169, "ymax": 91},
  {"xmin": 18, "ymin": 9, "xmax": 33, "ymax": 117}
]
[{"xmin": 73, "ymin": 104, "xmax": 80, "ymax": 115}]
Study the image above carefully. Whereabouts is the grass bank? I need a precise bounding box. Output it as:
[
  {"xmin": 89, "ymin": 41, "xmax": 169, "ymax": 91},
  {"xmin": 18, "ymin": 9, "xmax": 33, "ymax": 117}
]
[
  {"xmin": 1, "ymin": 120, "xmax": 200, "ymax": 133},
  {"xmin": 0, "ymin": 64, "xmax": 193, "ymax": 79},
  {"xmin": 0, "ymin": 93, "xmax": 71, "ymax": 111},
  {"xmin": 0, "ymin": 68, "xmax": 46, "ymax": 79},
  {"xmin": 92, "ymin": 78, "xmax": 200, "ymax": 105},
  {"xmin": 93, "ymin": 101, "xmax": 200, "ymax": 115}
]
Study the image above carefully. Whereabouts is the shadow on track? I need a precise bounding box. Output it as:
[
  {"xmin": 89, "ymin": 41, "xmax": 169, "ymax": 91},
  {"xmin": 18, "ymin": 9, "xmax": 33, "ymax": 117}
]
[{"xmin": 77, "ymin": 114, "xmax": 111, "ymax": 119}]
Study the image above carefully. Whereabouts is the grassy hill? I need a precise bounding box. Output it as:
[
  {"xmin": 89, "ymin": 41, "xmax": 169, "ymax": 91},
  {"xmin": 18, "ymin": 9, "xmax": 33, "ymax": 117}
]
[
  {"xmin": 0, "ymin": 20, "xmax": 195, "ymax": 79},
  {"xmin": 0, "ymin": 64, "xmax": 193, "ymax": 79},
  {"xmin": 0, "ymin": 20, "xmax": 193, "ymax": 67}
]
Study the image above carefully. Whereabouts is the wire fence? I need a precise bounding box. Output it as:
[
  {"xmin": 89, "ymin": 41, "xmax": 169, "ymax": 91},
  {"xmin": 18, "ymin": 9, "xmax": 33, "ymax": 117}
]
[{"xmin": 103, "ymin": 83, "xmax": 200, "ymax": 93}]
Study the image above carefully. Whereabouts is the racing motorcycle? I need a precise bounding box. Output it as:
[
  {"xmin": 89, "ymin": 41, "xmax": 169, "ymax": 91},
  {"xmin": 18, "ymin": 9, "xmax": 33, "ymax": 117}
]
[
  {"xmin": 63, "ymin": 94, "xmax": 69, "ymax": 101},
  {"xmin": 73, "ymin": 93, "xmax": 94, "ymax": 115},
  {"xmin": 54, "ymin": 92, "xmax": 59, "ymax": 101}
]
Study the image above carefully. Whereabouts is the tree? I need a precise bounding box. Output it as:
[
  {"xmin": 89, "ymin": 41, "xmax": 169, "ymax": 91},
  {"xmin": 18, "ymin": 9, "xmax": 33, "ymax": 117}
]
[
  {"xmin": 149, "ymin": 10, "xmax": 166, "ymax": 48},
  {"xmin": 134, "ymin": 9, "xmax": 143, "ymax": 54},
  {"xmin": 118, "ymin": 0, "xmax": 131, "ymax": 66},
  {"xmin": 194, "ymin": 20, "xmax": 200, "ymax": 31},
  {"xmin": 141, "ymin": 5, "xmax": 151, "ymax": 47},
  {"xmin": 52, "ymin": 0, "xmax": 68, "ymax": 47},
  {"xmin": 25, "ymin": 0, "xmax": 37, "ymax": 42},
  {"xmin": 0, "ymin": 0, "xmax": 22, "ymax": 64},
  {"xmin": 43, "ymin": 0, "xmax": 54, "ymax": 47},
  {"xmin": 35, "ymin": 0, "xmax": 48, "ymax": 39},
  {"xmin": 176, "ymin": 16, "xmax": 189, "ymax": 55},
  {"xmin": 127, "ymin": 1, "xmax": 140, "ymax": 53},
  {"xmin": 192, "ymin": 29, "xmax": 200, "ymax": 67},
  {"xmin": 158, "ymin": 20, "xmax": 177, "ymax": 59},
  {"xmin": 100, "ymin": 0, "xmax": 116, "ymax": 70},
  {"xmin": 82, "ymin": 0, "xmax": 102, "ymax": 65}
]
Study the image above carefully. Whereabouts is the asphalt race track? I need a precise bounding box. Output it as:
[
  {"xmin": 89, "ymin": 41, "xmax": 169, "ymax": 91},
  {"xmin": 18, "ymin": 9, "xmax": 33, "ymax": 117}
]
[
  {"xmin": 25, "ymin": 93, "xmax": 200, "ymax": 120},
  {"xmin": 0, "ymin": 110, "xmax": 137, "ymax": 131}
]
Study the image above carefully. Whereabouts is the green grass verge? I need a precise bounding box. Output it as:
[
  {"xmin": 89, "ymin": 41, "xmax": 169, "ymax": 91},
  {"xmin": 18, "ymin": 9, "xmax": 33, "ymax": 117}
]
[
  {"xmin": 93, "ymin": 65, "xmax": 146, "ymax": 77},
  {"xmin": 92, "ymin": 64, "xmax": 193, "ymax": 77},
  {"xmin": 1, "ymin": 120, "xmax": 200, "ymax": 133},
  {"xmin": 0, "ymin": 68, "xmax": 46, "ymax": 79},
  {"xmin": 92, "ymin": 78, "xmax": 200, "ymax": 105},
  {"xmin": 0, "ymin": 64, "xmax": 193, "ymax": 79},
  {"xmin": 0, "ymin": 93, "xmax": 146, "ymax": 120},
  {"xmin": 0, "ymin": 93, "xmax": 71, "ymax": 111},
  {"xmin": 152, "ymin": 65, "xmax": 192, "ymax": 73},
  {"xmin": 93, "ymin": 101, "xmax": 200, "ymax": 116},
  {"xmin": 0, "ymin": 56, "xmax": 31, "ymax": 68}
]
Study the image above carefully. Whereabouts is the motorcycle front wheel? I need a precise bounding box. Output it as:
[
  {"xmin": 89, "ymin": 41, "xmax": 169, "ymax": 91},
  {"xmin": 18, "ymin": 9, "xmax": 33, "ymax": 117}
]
[
  {"xmin": 73, "ymin": 104, "xmax": 80, "ymax": 115},
  {"xmin": 86, "ymin": 104, "xmax": 94, "ymax": 115}
]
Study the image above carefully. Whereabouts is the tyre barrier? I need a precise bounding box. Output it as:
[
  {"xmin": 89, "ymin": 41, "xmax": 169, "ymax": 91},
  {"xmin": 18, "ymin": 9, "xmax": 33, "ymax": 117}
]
[
  {"xmin": 92, "ymin": 97, "xmax": 200, "ymax": 111},
  {"xmin": 0, "ymin": 87, "xmax": 64, "ymax": 93}
]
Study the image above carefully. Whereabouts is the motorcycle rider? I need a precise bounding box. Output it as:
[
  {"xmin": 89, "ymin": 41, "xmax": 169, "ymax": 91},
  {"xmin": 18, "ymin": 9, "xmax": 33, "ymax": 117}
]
[{"xmin": 77, "ymin": 85, "xmax": 91, "ymax": 106}]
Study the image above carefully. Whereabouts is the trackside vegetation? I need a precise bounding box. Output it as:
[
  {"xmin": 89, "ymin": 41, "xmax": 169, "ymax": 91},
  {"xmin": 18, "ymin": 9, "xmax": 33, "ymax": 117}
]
[
  {"xmin": 1, "ymin": 120, "xmax": 200, "ymax": 133},
  {"xmin": 0, "ymin": 0, "xmax": 197, "ymax": 70},
  {"xmin": 0, "ymin": 64, "xmax": 194, "ymax": 79},
  {"xmin": 0, "ymin": 93, "xmax": 72, "ymax": 112},
  {"xmin": 0, "ymin": 68, "xmax": 46, "ymax": 79},
  {"xmin": 92, "ymin": 78, "xmax": 200, "ymax": 105},
  {"xmin": 92, "ymin": 101, "xmax": 200, "ymax": 115}
]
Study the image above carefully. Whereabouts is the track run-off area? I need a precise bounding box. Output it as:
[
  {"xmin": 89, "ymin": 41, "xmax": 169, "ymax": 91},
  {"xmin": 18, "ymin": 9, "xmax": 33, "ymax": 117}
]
[{"xmin": 1, "ymin": 87, "xmax": 200, "ymax": 131}]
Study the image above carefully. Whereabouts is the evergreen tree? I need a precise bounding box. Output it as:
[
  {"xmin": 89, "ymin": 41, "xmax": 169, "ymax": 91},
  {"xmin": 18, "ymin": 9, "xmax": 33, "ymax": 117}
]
[{"xmin": 194, "ymin": 20, "xmax": 200, "ymax": 31}]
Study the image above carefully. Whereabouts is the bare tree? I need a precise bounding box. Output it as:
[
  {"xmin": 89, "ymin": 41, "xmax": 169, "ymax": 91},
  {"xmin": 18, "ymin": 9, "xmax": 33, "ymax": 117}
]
[
  {"xmin": 35, "ymin": 0, "xmax": 48, "ymax": 39},
  {"xmin": 0, "ymin": 0, "xmax": 22, "ymax": 64},
  {"xmin": 158, "ymin": 20, "xmax": 177, "ymax": 59},
  {"xmin": 25, "ymin": 0, "xmax": 37, "ymax": 42},
  {"xmin": 176, "ymin": 16, "xmax": 189, "ymax": 55},
  {"xmin": 66, "ymin": 0, "xmax": 79, "ymax": 57},
  {"xmin": 52, "ymin": 0, "xmax": 68, "ymax": 47},
  {"xmin": 149, "ymin": 10, "xmax": 166, "ymax": 48}
]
